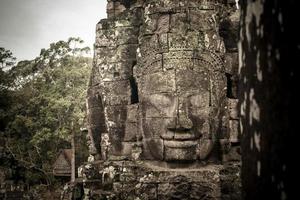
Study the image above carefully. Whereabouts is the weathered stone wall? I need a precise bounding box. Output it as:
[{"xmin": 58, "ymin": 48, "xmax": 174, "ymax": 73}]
[{"xmin": 86, "ymin": 0, "xmax": 143, "ymax": 158}]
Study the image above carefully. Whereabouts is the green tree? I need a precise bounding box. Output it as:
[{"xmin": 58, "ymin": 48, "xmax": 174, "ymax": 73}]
[
  {"xmin": 2, "ymin": 38, "xmax": 91, "ymax": 185},
  {"xmin": 0, "ymin": 47, "xmax": 16, "ymax": 70},
  {"xmin": 0, "ymin": 48, "xmax": 16, "ymax": 134}
]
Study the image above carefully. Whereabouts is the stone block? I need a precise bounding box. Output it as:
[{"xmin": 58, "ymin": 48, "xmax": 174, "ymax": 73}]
[
  {"xmin": 228, "ymin": 99, "xmax": 239, "ymax": 120},
  {"xmin": 115, "ymin": 44, "xmax": 138, "ymax": 60},
  {"xmin": 168, "ymin": 33, "xmax": 189, "ymax": 51},
  {"xmin": 115, "ymin": 26, "xmax": 139, "ymax": 45},
  {"xmin": 158, "ymin": 33, "xmax": 169, "ymax": 52},
  {"xmin": 142, "ymin": 165, "xmax": 221, "ymax": 184},
  {"xmin": 198, "ymin": 139, "xmax": 214, "ymax": 160},
  {"xmin": 112, "ymin": 2, "xmax": 127, "ymax": 16},
  {"xmin": 86, "ymin": 95, "xmax": 102, "ymax": 109},
  {"xmin": 136, "ymin": 183, "xmax": 157, "ymax": 200},
  {"xmin": 224, "ymin": 146, "xmax": 241, "ymax": 162},
  {"xmin": 229, "ymin": 120, "xmax": 239, "ymax": 143},
  {"xmin": 103, "ymin": 95, "xmax": 129, "ymax": 106},
  {"xmin": 99, "ymin": 61, "xmax": 133, "ymax": 81},
  {"xmin": 170, "ymin": 12, "xmax": 188, "ymax": 33},
  {"xmin": 109, "ymin": 128, "xmax": 126, "ymax": 155},
  {"xmin": 89, "ymin": 66, "xmax": 102, "ymax": 86},
  {"xmin": 120, "ymin": 183, "xmax": 136, "ymax": 199},
  {"xmin": 112, "ymin": 182, "xmax": 122, "ymax": 194},
  {"xmin": 139, "ymin": 34, "xmax": 159, "ymax": 58},
  {"xmin": 163, "ymin": 50, "xmax": 195, "ymax": 61},
  {"xmin": 101, "ymin": 80, "xmax": 130, "ymax": 96},
  {"xmin": 107, "ymin": 10, "xmax": 115, "ymax": 19},
  {"xmin": 156, "ymin": 14, "xmax": 170, "ymax": 34},
  {"xmin": 96, "ymin": 18, "xmax": 115, "ymax": 30},
  {"xmin": 95, "ymin": 47, "xmax": 118, "ymax": 64},
  {"xmin": 106, "ymin": 1, "xmax": 114, "ymax": 10},
  {"xmin": 96, "ymin": 28, "xmax": 116, "ymax": 47},
  {"xmin": 168, "ymin": 32, "xmax": 201, "ymax": 51},
  {"xmin": 87, "ymin": 122, "xmax": 106, "ymax": 134},
  {"xmin": 189, "ymin": 9, "xmax": 215, "ymax": 31},
  {"xmin": 127, "ymin": 104, "xmax": 138, "ymax": 122},
  {"xmin": 141, "ymin": 138, "xmax": 164, "ymax": 160},
  {"xmin": 203, "ymin": 30, "xmax": 226, "ymax": 53},
  {"xmin": 121, "ymin": 142, "xmax": 134, "ymax": 156},
  {"xmin": 115, "ymin": 19, "xmax": 132, "ymax": 27},
  {"xmin": 140, "ymin": 53, "xmax": 163, "ymax": 75},
  {"xmin": 124, "ymin": 122, "xmax": 138, "ymax": 142},
  {"xmin": 87, "ymin": 106, "xmax": 105, "ymax": 125},
  {"xmin": 225, "ymin": 52, "xmax": 239, "ymax": 75},
  {"xmin": 120, "ymin": 171, "xmax": 137, "ymax": 183},
  {"xmin": 158, "ymin": 179, "xmax": 216, "ymax": 200},
  {"xmin": 104, "ymin": 105, "xmax": 128, "ymax": 128},
  {"xmin": 164, "ymin": 145, "xmax": 197, "ymax": 161},
  {"xmin": 142, "ymin": 13, "xmax": 158, "ymax": 35}
]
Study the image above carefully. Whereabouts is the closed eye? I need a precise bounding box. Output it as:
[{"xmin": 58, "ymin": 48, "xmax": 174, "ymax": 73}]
[
  {"xmin": 190, "ymin": 93, "xmax": 210, "ymax": 108},
  {"xmin": 149, "ymin": 94, "xmax": 172, "ymax": 108}
]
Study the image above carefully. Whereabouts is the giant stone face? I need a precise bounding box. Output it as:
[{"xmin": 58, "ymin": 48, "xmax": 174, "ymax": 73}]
[
  {"xmin": 87, "ymin": 0, "xmax": 237, "ymax": 164},
  {"xmin": 138, "ymin": 53, "xmax": 226, "ymax": 162}
]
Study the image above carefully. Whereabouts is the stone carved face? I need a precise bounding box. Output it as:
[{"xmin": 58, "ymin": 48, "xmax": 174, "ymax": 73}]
[{"xmin": 139, "ymin": 57, "xmax": 225, "ymax": 162}]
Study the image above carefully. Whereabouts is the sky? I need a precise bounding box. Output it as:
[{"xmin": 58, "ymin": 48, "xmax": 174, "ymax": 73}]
[{"xmin": 0, "ymin": 0, "xmax": 107, "ymax": 61}]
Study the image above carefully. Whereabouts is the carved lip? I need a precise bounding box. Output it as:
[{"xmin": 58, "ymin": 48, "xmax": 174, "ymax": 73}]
[
  {"xmin": 163, "ymin": 140, "xmax": 198, "ymax": 148},
  {"xmin": 162, "ymin": 131, "xmax": 200, "ymax": 148},
  {"xmin": 161, "ymin": 131, "xmax": 201, "ymax": 141}
]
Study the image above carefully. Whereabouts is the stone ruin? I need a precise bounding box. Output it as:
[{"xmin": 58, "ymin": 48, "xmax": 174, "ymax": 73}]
[{"xmin": 80, "ymin": 0, "xmax": 241, "ymax": 199}]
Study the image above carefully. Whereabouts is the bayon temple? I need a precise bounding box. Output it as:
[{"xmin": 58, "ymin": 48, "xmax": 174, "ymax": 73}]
[{"xmin": 80, "ymin": 0, "xmax": 241, "ymax": 199}]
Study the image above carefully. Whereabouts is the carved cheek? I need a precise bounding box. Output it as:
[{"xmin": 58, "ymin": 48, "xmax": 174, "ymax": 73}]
[
  {"xmin": 142, "ymin": 94, "xmax": 174, "ymax": 138},
  {"xmin": 189, "ymin": 93, "xmax": 210, "ymax": 134},
  {"xmin": 190, "ymin": 94, "xmax": 210, "ymax": 116}
]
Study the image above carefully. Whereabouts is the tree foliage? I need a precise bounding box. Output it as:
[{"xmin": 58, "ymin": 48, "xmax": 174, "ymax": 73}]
[
  {"xmin": 0, "ymin": 47, "xmax": 16, "ymax": 71},
  {"xmin": 0, "ymin": 48, "xmax": 16, "ymax": 133},
  {"xmin": 0, "ymin": 38, "xmax": 91, "ymax": 185}
]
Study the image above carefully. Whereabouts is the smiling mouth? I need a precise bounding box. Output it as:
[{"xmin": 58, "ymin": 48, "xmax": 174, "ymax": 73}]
[
  {"xmin": 162, "ymin": 132, "xmax": 199, "ymax": 161},
  {"xmin": 161, "ymin": 131, "xmax": 200, "ymax": 148},
  {"xmin": 161, "ymin": 130, "xmax": 201, "ymax": 140}
]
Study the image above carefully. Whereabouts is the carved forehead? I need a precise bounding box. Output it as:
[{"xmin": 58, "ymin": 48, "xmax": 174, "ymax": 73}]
[{"xmin": 139, "ymin": 68, "xmax": 211, "ymax": 94}]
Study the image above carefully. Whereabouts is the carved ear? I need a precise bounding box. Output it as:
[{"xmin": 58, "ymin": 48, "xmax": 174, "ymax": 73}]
[{"xmin": 198, "ymin": 139, "xmax": 214, "ymax": 160}]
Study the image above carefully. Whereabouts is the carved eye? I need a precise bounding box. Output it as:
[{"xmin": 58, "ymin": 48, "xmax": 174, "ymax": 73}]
[
  {"xmin": 149, "ymin": 94, "xmax": 172, "ymax": 108},
  {"xmin": 190, "ymin": 94, "xmax": 210, "ymax": 108}
]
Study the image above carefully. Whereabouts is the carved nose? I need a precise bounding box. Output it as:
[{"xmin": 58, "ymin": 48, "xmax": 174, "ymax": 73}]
[
  {"xmin": 167, "ymin": 108, "xmax": 193, "ymax": 131},
  {"xmin": 176, "ymin": 113, "xmax": 193, "ymax": 130},
  {"xmin": 176, "ymin": 100, "xmax": 193, "ymax": 130}
]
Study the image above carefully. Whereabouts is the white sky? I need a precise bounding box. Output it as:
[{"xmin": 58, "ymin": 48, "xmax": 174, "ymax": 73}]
[{"xmin": 0, "ymin": 0, "xmax": 107, "ymax": 61}]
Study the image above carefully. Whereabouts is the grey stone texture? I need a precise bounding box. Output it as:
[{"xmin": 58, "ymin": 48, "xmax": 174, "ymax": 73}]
[{"xmin": 84, "ymin": 0, "xmax": 241, "ymax": 199}]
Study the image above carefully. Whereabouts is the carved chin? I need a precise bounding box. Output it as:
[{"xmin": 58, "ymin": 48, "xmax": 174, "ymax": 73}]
[{"xmin": 164, "ymin": 140, "xmax": 198, "ymax": 161}]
